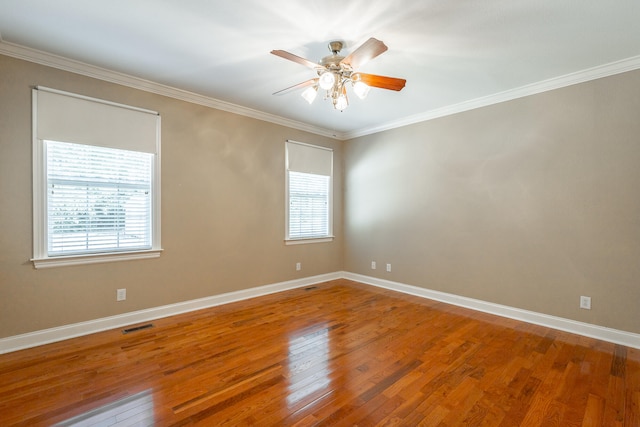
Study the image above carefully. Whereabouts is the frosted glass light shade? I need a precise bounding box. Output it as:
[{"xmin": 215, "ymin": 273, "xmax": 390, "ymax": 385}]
[
  {"xmin": 301, "ymin": 86, "xmax": 318, "ymax": 104},
  {"xmin": 319, "ymin": 72, "xmax": 336, "ymax": 90},
  {"xmin": 353, "ymin": 81, "xmax": 370, "ymax": 99},
  {"xmin": 334, "ymin": 94, "xmax": 348, "ymax": 111}
]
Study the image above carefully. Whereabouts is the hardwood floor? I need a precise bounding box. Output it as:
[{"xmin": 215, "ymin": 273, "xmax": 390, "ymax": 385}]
[{"xmin": 0, "ymin": 279, "xmax": 638, "ymax": 426}]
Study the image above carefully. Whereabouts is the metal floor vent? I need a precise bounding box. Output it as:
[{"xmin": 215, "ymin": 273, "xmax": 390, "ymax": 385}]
[{"xmin": 122, "ymin": 323, "xmax": 154, "ymax": 334}]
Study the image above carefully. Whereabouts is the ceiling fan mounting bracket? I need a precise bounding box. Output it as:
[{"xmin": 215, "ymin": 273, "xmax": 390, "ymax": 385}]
[{"xmin": 328, "ymin": 41, "xmax": 344, "ymax": 54}]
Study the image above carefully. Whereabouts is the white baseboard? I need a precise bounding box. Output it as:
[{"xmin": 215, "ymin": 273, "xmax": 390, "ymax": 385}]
[
  {"xmin": 344, "ymin": 272, "xmax": 640, "ymax": 350},
  {"xmin": 0, "ymin": 272, "xmax": 341, "ymax": 354},
  {"xmin": 2, "ymin": 271, "xmax": 639, "ymax": 354}
]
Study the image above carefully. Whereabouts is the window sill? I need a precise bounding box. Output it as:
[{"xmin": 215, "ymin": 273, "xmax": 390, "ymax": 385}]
[
  {"xmin": 31, "ymin": 249, "xmax": 163, "ymax": 269},
  {"xmin": 285, "ymin": 236, "xmax": 334, "ymax": 245}
]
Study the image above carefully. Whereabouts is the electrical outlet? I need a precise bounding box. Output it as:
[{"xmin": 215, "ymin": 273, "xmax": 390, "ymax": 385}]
[
  {"xmin": 116, "ymin": 288, "xmax": 126, "ymax": 301},
  {"xmin": 371, "ymin": 261, "xmax": 376, "ymax": 269},
  {"xmin": 386, "ymin": 263, "xmax": 391, "ymax": 272},
  {"xmin": 296, "ymin": 262, "xmax": 301, "ymax": 271},
  {"xmin": 580, "ymin": 295, "xmax": 591, "ymax": 310}
]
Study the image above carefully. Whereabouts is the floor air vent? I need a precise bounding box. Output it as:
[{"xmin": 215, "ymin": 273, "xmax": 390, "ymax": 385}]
[{"xmin": 122, "ymin": 323, "xmax": 154, "ymax": 334}]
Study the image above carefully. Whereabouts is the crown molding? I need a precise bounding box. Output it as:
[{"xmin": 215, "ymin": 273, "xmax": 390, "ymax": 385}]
[
  {"xmin": 3, "ymin": 40, "xmax": 639, "ymax": 142},
  {"xmin": 344, "ymin": 55, "xmax": 640, "ymax": 140},
  {"xmin": 0, "ymin": 40, "xmax": 339, "ymax": 139}
]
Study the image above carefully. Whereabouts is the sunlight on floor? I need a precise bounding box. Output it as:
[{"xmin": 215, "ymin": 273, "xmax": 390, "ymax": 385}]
[
  {"xmin": 54, "ymin": 390, "xmax": 154, "ymax": 427},
  {"xmin": 287, "ymin": 326, "xmax": 331, "ymax": 406}
]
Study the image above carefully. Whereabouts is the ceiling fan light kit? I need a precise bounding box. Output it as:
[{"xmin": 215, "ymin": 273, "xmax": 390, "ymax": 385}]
[{"xmin": 271, "ymin": 38, "xmax": 406, "ymax": 112}]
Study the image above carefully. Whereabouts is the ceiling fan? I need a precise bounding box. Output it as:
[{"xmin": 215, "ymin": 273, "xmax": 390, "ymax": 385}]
[{"xmin": 271, "ymin": 38, "xmax": 406, "ymax": 111}]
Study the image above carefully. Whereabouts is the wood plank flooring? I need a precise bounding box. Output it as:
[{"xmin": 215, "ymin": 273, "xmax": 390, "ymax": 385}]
[{"xmin": 0, "ymin": 279, "xmax": 638, "ymax": 426}]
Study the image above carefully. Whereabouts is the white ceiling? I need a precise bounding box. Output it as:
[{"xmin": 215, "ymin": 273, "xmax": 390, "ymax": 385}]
[{"xmin": 1, "ymin": 1, "xmax": 640, "ymax": 139}]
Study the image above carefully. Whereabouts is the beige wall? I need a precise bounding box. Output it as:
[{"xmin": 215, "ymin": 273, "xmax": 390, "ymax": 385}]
[
  {"xmin": 2, "ymin": 52, "xmax": 639, "ymax": 340},
  {"xmin": 344, "ymin": 69, "xmax": 640, "ymax": 334},
  {"xmin": 0, "ymin": 55, "xmax": 343, "ymax": 338}
]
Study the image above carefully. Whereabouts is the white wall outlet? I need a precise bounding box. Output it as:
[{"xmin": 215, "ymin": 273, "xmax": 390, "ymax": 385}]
[
  {"xmin": 296, "ymin": 262, "xmax": 301, "ymax": 271},
  {"xmin": 371, "ymin": 261, "xmax": 376, "ymax": 269},
  {"xmin": 386, "ymin": 263, "xmax": 392, "ymax": 272},
  {"xmin": 116, "ymin": 288, "xmax": 126, "ymax": 301},
  {"xmin": 580, "ymin": 295, "xmax": 591, "ymax": 310}
]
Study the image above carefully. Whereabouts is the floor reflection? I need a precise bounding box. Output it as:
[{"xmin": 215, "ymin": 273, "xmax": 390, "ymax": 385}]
[
  {"xmin": 286, "ymin": 326, "xmax": 331, "ymax": 407},
  {"xmin": 54, "ymin": 390, "xmax": 154, "ymax": 426}
]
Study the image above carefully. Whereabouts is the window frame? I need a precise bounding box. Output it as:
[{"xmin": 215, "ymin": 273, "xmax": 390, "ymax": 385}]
[
  {"xmin": 285, "ymin": 140, "xmax": 334, "ymax": 245},
  {"xmin": 31, "ymin": 87, "xmax": 162, "ymax": 268}
]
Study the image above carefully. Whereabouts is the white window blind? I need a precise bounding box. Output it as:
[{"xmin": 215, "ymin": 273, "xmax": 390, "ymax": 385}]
[
  {"xmin": 46, "ymin": 141, "xmax": 152, "ymax": 256},
  {"xmin": 35, "ymin": 87, "xmax": 158, "ymax": 153},
  {"xmin": 286, "ymin": 141, "xmax": 333, "ymax": 242},
  {"xmin": 288, "ymin": 171, "xmax": 330, "ymax": 239},
  {"xmin": 32, "ymin": 87, "xmax": 161, "ymax": 268},
  {"xmin": 286, "ymin": 141, "xmax": 333, "ymax": 176}
]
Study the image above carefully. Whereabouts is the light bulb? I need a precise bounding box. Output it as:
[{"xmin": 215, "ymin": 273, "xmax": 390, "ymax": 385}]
[
  {"xmin": 318, "ymin": 72, "xmax": 336, "ymax": 90},
  {"xmin": 353, "ymin": 81, "xmax": 370, "ymax": 99},
  {"xmin": 301, "ymin": 86, "xmax": 318, "ymax": 104}
]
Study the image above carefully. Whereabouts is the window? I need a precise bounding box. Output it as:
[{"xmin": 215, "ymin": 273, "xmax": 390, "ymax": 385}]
[
  {"xmin": 285, "ymin": 140, "xmax": 333, "ymax": 243},
  {"xmin": 32, "ymin": 87, "xmax": 161, "ymax": 268}
]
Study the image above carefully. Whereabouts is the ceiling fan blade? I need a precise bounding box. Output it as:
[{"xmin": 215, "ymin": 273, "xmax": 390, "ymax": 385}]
[
  {"xmin": 354, "ymin": 73, "xmax": 406, "ymax": 91},
  {"xmin": 271, "ymin": 50, "xmax": 320, "ymax": 70},
  {"xmin": 272, "ymin": 78, "xmax": 318, "ymax": 96},
  {"xmin": 341, "ymin": 38, "xmax": 388, "ymax": 70}
]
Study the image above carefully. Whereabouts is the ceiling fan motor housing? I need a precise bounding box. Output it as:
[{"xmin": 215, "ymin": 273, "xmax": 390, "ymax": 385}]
[{"xmin": 320, "ymin": 41, "xmax": 349, "ymax": 70}]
